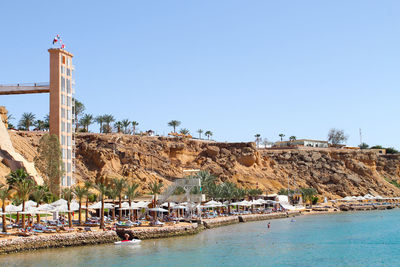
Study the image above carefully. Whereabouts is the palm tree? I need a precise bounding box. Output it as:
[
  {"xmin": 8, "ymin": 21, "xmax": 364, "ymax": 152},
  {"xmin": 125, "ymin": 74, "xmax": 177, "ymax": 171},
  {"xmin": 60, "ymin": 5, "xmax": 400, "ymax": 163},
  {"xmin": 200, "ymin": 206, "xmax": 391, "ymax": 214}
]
[
  {"xmin": 102, "ymin": 114, "xmax": 115, "ymax": 133},
  {"xmin": 149, "ymin": 181, "xmax": 163, "ymax": 204},
  {"xmin": 149, "ymin": 181, "xmax": 163, "ymax": 222},
  {"xmin": 44, "ymin": 114, "xmax": 50, "ymax": 131},
  {"xmin": 31, "ymin": 186, "xmax": 48, "ymax": 224},
  {"xmin": 197, "ymin": 129, "xmax": 203, "ymax": 139},
  {"xmin": 121, "ymin": 119, "xmax": 131, "ymax": 134},
  {"xmin": 79, "ymin": 114, "xmax": 94, "ymax": 132},
  {"xmin": 106, "ymin": 187, "xmax": 118, "ymax": 221},
  {"xmin": 279, "ymin": 133, "xmax": 285, "ymax": 141},
  {"xmin": 7, "ymin": 169, "xmax": 29, "ymax": 186},
  {"xmin": 94, "ymin": 182, "xmax": 108, "ymax": 229},
  {"xmin": 222, "ymin": 182, "xmax": 239, "ymax": 214},
  {"xmin": 18, "ymin": 112, "xmax": 36, "ymax": 131},
  {"xmin": 95, "ymin": 115, "xmax": 105, "ymax": 133},
  {"xmin": 180, "ymin": 128, "xmax": 190, "ymax": 135},
  {"xmin": 84, "ymin": 181, "xmax": 92, "ymax": 222},
  {"xmin": 113, "ymin": 178, "xmax": 127, "ymax": 220},
  {"xmin": 0, "ymin": 185, "xmax": 11, "ymax": 233},
  {"xmin": 289, "ymin": 136, "xmax": 296, "ymax": 142},
  {"xmin": 205, "ymin": 131, "xmax": 213, "ymax": 140},
  {"xmin": 131, "ymin": 121, "xmax": 139, "ymax": 135},
  {"xmin": 114, "ymin": 121, "xmax": 123, "ymax": 133},
  {"xmin": 62, "ymin": 188, "xmax": 74, "ymax": 228},
  {"xmin": 73, "ymin": 185, "xmax": 88, "ymax": 225},
  {"xmin": 126, "ymin": 183, "xmax": 139, "ymax": 221},
  {"xmin": 13, "ymin": 179, "xmax": 34, "ymax": 229},
  {"xmin": 35, "ymin": 120, "xmax": 46, "ymax": 131},
  {"xmin": 168, "ymin": 120, "xmax": 181, "ymax": 133}
]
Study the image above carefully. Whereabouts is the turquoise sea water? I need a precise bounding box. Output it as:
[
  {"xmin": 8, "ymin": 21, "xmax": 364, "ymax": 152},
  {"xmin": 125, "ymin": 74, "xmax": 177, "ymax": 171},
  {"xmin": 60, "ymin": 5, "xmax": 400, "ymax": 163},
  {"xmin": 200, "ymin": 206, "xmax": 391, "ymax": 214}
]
[{"xmin": 2, "ymin": 210, "xmax": 400, "ymax": 267}]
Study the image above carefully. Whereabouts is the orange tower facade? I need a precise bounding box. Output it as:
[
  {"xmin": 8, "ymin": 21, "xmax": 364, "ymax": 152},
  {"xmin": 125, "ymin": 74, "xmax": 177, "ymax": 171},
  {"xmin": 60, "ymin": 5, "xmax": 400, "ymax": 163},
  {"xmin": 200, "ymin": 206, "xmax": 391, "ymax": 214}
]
[{"xmin": 49, "ymin": 48, "xmax": 75, "ymax": 187}]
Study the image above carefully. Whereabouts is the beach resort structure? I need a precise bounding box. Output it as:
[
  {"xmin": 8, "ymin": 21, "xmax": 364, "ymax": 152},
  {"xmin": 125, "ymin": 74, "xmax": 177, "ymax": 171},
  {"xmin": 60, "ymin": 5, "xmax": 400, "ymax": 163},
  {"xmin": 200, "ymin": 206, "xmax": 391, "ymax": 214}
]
[
  {"xmin": 274, "ymin": 139, "xmax": 329, "ymax": 148},
  {"xmin": 0, "ymin": 48, "xmax": 75, "ymax": 187}
]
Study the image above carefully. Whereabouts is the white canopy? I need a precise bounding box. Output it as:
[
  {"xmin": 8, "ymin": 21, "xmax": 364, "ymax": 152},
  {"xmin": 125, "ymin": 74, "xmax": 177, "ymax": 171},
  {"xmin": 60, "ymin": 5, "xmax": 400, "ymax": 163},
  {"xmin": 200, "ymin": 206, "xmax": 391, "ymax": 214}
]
[
  {"xmin": 205, "ymin": 200, "xmax": 221, "ymax": 206},
  {"xmin": 5, "ymin": 204, "xmax": 22, "ymax": 212},
  {"xmin": 148, "ymin": 207, "xmax": 169, "ymax": 212},
  {"xmin": 51, "ymin": 199, "xmax": 68, "ymax": 206},
  {"xmin": 19, "ymin": 207, "xmax": 48, "ymax": 215},
  {"xmin": 88, "ymin": 202, "xmax": 114, "ymax": 209},
  {"xmin": 135, "ymin": 201, "xmax": 150, "ymax": 208},
  {"xmin": 235, "ymin": 200, "xmax": 251, "ymax": 206},
  {"xmin": 25, "ymin": 200, "xmax": 37, "ymax": 208},
  {"xmin": 36, "ymin": 204, "xmax": 55, "ymax": 212},
  {"xmin": 116, "ymin": 202, "xmax": 130, "ymax": 208},
  {"xmin": 173, "ymin": 205, "xmax": 187, "ymax": 210},
  {"xmin": 250, "ymin": 199, "xmax": 266, "ymax": 205}
]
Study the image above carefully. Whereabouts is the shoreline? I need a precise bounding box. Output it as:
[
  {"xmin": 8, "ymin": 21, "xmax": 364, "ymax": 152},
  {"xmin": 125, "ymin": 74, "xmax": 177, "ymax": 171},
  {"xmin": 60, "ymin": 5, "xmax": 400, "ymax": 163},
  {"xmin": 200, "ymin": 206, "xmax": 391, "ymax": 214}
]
[{"xmin": 0, "ymin": 208, "xmax": 392, "ymax": 255}]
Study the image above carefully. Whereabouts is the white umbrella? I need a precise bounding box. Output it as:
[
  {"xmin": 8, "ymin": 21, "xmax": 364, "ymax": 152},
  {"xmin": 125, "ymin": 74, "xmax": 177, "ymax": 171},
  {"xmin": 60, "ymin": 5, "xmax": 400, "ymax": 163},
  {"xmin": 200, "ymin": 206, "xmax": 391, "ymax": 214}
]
[
  {"xmin": 173, "ymin": 205, "xmax": 187, "ymax": 210},
  {"xmin": 205, "ymin": 200, "xmax": 221, "ymax": 206},
  {"xmin": 116, "ymin": 202, "xmax": 130, "ymax": 208},
  {"xmin": 148, "ymin": 207, "xmax": 169, "ymax": 212},
  {"xmin": 235, "ymin": 200, "xmax": 251, "ymax": 207},
  {"xmin": 254, "ymin": 199, "xmax": 266, "ymax": 205},
  {"xmin": 88, "ymin": 201, "xmax": 114, "ymax": 209},
  {"xmin": 52, "ymin": 202, "xmax": 79, "ymax": 212},
  {"xmin": 51, "ymin": 199, "xmax": 68, "ymax": 206},
  {"xmin": 135, "ymin": 201, "xmax": 150, "ymax": 208},
  {"xmin": 5, "ymin": 204, "xmax": 22, "ymax": 212},
  {"xmin": 36, "ymin": 204, "xmax": 55, "ymax": 212},
  {"xmin": 25, "ymin": 200, "xmax": 37, "ymax": 208}
]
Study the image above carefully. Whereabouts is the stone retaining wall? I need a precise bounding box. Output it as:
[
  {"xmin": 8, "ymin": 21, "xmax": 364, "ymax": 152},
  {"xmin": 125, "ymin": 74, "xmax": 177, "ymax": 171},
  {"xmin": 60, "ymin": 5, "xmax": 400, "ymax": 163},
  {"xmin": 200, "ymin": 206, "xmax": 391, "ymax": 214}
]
[
  {"xmin": 0, "ymin": 231, "xmax": 119, "ymax": 255},
  {"xmin": 203, "ymin": 216, "xmax": 239, "ymax": 229},
  {"xmin": 117, "ymin": 223, "xmax": 204, "ymax": 240},
  {"xmin": 239, "ymin": 211, "xmax": 301, "ymax": 222}
]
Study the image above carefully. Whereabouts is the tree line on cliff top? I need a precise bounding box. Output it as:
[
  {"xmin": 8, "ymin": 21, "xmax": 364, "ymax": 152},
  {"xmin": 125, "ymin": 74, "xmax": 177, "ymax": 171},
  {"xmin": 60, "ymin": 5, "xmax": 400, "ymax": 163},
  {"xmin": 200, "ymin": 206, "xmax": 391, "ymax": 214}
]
[{"xmin": 7, "ymin": 99, "xmax": 214, "ymax": 140}]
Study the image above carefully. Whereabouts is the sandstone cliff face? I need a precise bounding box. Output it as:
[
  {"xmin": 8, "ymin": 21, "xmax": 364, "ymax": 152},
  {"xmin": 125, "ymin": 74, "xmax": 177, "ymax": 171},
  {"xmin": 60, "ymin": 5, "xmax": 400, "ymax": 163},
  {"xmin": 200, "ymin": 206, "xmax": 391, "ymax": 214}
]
[{"xmin": 6, "ymin": 131, "xmax": 400, "ymax": 199}]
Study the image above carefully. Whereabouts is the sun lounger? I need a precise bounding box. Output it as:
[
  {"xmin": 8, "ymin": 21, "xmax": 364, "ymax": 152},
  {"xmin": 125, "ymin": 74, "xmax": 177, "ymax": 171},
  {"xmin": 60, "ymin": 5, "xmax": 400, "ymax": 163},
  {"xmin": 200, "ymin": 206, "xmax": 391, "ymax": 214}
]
[
  {"xmin": 0, "ymin": 232, "xmax": 11, "ymax": 236},
  {"xmin": 84, "ymin": 227, "xmax": 92, "ymax": 232}
]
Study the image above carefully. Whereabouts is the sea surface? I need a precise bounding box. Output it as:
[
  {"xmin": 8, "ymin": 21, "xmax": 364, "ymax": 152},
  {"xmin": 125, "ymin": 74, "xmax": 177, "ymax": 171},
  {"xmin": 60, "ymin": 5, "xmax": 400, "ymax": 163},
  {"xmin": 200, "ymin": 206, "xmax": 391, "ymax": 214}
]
[{"xmin": 2, "ymin": 210, "xmax": 400, "ymax": 267}]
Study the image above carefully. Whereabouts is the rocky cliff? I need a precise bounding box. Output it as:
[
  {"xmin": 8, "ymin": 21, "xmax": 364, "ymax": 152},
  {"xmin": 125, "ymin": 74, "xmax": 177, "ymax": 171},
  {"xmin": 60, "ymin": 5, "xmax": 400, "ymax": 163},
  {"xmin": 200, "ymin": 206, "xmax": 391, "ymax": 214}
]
[{"xmin": 5, "ymin": 131, "xmax": 400, "ymax": 199}]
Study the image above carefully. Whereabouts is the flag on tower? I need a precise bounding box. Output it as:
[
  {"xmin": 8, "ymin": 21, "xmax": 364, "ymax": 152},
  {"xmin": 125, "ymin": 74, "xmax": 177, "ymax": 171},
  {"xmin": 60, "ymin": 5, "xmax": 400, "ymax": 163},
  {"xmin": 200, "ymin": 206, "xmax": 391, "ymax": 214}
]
[{"xmin": 52, "ymin": 34, "xmax": 61, "ymax": 45}]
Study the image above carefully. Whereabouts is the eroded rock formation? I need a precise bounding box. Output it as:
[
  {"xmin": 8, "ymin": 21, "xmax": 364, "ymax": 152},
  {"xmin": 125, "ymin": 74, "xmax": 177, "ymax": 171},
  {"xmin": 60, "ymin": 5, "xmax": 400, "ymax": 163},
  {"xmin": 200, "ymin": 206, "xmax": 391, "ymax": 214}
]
[{"xmin": 6, "ymin": 131, "xmax": 400, "ymax": 199}]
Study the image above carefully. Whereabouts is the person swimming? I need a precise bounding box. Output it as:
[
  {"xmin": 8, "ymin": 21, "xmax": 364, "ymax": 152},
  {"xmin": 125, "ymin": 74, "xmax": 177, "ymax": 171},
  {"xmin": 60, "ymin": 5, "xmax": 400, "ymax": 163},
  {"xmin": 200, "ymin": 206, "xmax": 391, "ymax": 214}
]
[
  {"xmin": 267, "ymin": 222, "xmax": 271, "ymax": 229},
  {"xmin": 124, "ymin": 233, "xmax": 130, "ymax": 241}
]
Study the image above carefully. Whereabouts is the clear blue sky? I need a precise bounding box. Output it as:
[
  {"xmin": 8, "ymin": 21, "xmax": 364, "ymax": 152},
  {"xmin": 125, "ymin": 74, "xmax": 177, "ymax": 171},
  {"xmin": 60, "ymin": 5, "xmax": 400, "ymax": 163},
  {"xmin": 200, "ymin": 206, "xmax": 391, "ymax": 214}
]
[{"xmin": 1, "ymin": 1, "xmax": 399, "ymax": 148}]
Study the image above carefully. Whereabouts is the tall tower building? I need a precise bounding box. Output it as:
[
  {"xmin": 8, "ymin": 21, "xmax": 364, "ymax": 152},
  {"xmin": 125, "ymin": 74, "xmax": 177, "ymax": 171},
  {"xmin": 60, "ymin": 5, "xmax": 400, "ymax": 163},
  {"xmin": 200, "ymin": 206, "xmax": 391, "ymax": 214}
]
[{"xmin": 48, "ymin": 48, "xmax": 75, "ymax": 187}]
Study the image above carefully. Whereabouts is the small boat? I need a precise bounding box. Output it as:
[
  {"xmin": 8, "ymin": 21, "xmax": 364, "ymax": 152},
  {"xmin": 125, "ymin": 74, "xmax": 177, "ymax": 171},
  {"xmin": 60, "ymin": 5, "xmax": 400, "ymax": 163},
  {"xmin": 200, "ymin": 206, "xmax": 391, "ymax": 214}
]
[{"xmin": 114, "ymin": 239, "xmax": 141, "ymax": 245}]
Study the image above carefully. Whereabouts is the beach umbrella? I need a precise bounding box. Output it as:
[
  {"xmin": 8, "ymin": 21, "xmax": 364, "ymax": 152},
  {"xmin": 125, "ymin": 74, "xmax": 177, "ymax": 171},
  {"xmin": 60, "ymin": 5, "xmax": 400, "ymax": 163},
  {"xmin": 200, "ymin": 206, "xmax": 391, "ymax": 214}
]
[
  {"xmin": 36, "ymin": 204, "xmax": 55, "ymax": 212},
  {"xmin": 116, "ymin": 202, "xmax": 130, "ymax": 208},
  {"xmin": 205, "ymin": 200, "xmax": 221, "ymax": 206},
  {"xmin": 51, "ymin": 199, "xmax": 68, "ymax": 206},
  {"xmin": 88, "ymin": 201, "xmax": 114, "ymax": 209},
  {"xmin": 135, "ymin": 201, "xmax": 150, "ymax": 208},
  {"xmin": 25, "ymin": 200, "xmax": 37, "ymax": 208},
  {"xmin": 148, "ymin": 207, "xmax": 169, "ymax": 212},
  {"xmin": 5, "ymin": 204, "xmax": 22, "ymax": 213},
  {"xmin": 173, "ymin": 205, "xmax": 187, "ymax": 210}
]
